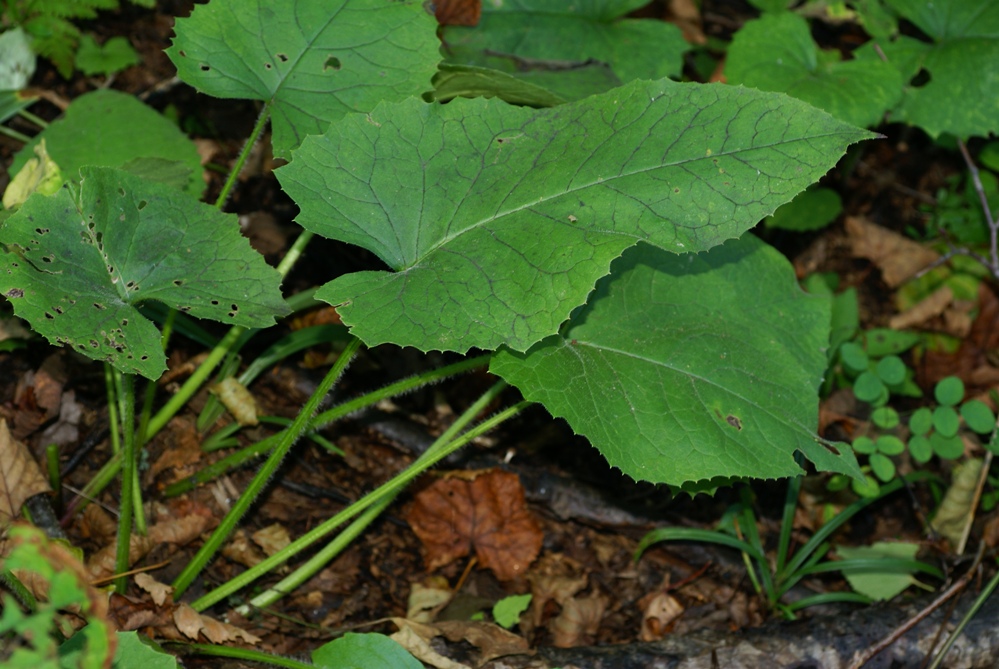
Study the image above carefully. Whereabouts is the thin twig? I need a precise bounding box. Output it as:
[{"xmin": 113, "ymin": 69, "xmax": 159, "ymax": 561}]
[
  {"xmin": 957, "ymin": 139, "xmax": 999, "ymax": 280},
  {"xmin": 847, "ymin": 543, "xmax": 986, "ymax": 669}
]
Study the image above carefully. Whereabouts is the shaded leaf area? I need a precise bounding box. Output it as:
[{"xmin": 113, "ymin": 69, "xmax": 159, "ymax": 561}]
[
  {"xmin": 0, "ymin": 167, "xmax": 289, "ymax": 379},
  {"xmin": 492, "ymin": 236, "xmax": 861, "ymax": 484},
  {"xmin": 725, "ymin": 12, "xmax": 902, "ymax": 128},
  {"xmin": 8, "ymin": 90, "xmax": 203, "ymax": 198},
  {"xmin": 282, "ymin": 78, "xmax": 872, "ymax": 353},
  {"xmin": 167, "ymin": 0, "xmax": 440, "ymax": 158},
  {"xmin": 405, "ymin": 469, "xmax": 544, "ymax": 582},
  {"xmin": 442, "ymin": 0, "xmax": 688, "ymax": 95},
  {"xmin": 876, "ymin": 0, "xmax": 999, "ymax": 138}
]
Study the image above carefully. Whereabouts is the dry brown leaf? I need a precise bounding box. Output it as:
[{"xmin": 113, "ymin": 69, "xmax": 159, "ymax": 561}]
[
  {"xmin": 405, "ymin": 469, "xmax": 543, "ymax": 581},
  {"xmin": 148, "ymin": 514, "xmax": 211, "ymax": 545},
  {"xmin": 390, "ymin": 621, "xmax": 471, "ymax": 669},
  {"xmin": 210, "ymin": 377, "xmax": 259, "ymax": 427},
  {"xmin": 222, "ymin": 528, "xmax": 267, "ymax": 568},
  {"xmin": 148, "ymin": 417, "xmax": 203, "ymax": 483},
  {"xmin": 0, "ymin": 418, "xmax": 51, "ymax": 522},
  {"xmin": 251, "ymin": 523, "xmax": 291, "ymax": 556},
  {"xmin": 921, "ymin": 284, "xmax": 999, "ymax": 391},
  {"xmin": 846, "ymin": 216, "xmax": 939, "ymax": 287},
  {"xmin": 390, "ymin": 617, "xmax": 530, "ymax": 666},
  {"xmin": 889, "ymin": 285, "xmax": 953, "ymax": 330},
  {"xmin": 431, "ymin": 0, "xmax": 481, "ymax": 26},
  {"xmin": 668, "ymin": 0, "xmax": 706, "ymax": 45},
  {"xmin": 173, "ymin": 603, "xmax": 260, "ymax": 644},
  {"xmin": 551, "ymin": 593, "xmax": 608, "ymax": 647},
  {"xmin": 639, "ymin": 590, "xmax": 684, "ymax": 641},
  {"xmin": 407, "ymin": 576, "xmax": 453, "ymax": 623},
  {"xmin": 134, "ymin": 572, "xmax": 173, "ymax": 606},
  {"xmin": 79, "ymin": 505, "xmax": 119, "ymax": 540},
  {"xmin": 86, "ymin": 534, "xmax": 155, "ymax": 581}
]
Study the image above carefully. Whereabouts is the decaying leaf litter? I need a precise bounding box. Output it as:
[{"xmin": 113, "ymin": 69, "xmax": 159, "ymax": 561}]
[{"xmin": 1, "ymin": 1, "xmax": 999, "ymax": 668}]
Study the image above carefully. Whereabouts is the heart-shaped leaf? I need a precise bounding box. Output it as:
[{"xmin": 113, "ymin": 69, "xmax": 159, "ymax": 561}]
[
  {"xmin": 491, "ymin": 236, "xmax": 862, "ymax": 484},
  {"xmin": 726, "ymin": 13, "xmax": 902, "ymax": 128},
  {"xmin": 279, "ymin": 78, "xmax": 874, "ymax": 353},
  {"xmin": 879, "ymin": 0, "xmax": 999, "ymax": 138},
  {"xmin": 167, "ymin": 0, "xmax": 440, "ymax": 158},
  {"xmin": 0, "ymin": 167, "xmax": 289, "ymax": 379}
]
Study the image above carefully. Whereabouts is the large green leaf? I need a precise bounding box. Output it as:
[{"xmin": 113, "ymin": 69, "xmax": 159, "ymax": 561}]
[
  {"xmin": 167, "ymin": 0, "xmax": 439, "ymax": 159},
  {"xmin": 8, "ymin": 90, "xmax": 203, "ymax": 197},
  {"xmin": 726, "ymin": 13, "xmax": 902, "ymax": 128},
  {"xmin": 279, "ymin": 78, "xmax": 873, "ymax": 353},
  {"xmin": 442, "ymin": 0, "xmax": 689, "ymax": 86},
  {"xmin": 0, "ymin": 167, "xmax": 289, "ymax": 379},
  {"xmin": 879, "ymin": 0, "xmax": 999, "ymax": 137},
  {"xmin": 491, "ymin": 237, "xmax": 862, "ymax": 484}
]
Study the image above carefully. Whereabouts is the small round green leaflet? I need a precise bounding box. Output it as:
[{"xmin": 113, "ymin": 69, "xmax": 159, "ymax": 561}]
[
  {"xmin": 961, "ymin": 400, "xmax": 995, "ymax": 434},
  {"xmin": 909, "ymin": 407, "xmax": 933, "ymax": 436},
  {"xmin": 907, "ymin": 435, "xmax": 933, "ymax": 464},
  {"xmin": 853, "ymin": 371, "xmax": 886, "ymax": 404},
  {"xmin": 853, "ymin": 436, "xmax": 876, "ymax": 455},
  {"xmin": 932, "ymin": 406, "xmax": 961, "ymax": 438},
  {"xmin": 930, "ymin": 432, "xmax": 965, "ymax": 460},
  {"xmin": 869, "ymin": 453, "xmax": 896, "ymax": 482},
  {"xmin": 0, "ymin": 167, "xmax": 289, "ymax": 379},
  {"xmin": 876, "ymin": 435, "xmax": 905, "ymax": 456},
  {"xmin": 934, "ymin": 376, "xmax": 965, "ymax": 406},
  {"xmin": 871, "ymin": 406, "xmax": 899, "ymax": 430},
  {"xmin": 875, "ymin": 355, "xmax": 907, "ymax": 386},
  {"xmin": 840, "ymin": 341, "xmax": 869, "ymax": 375},
  {"xmin": 853, "ymin": 473, "xmax": 881, "ymax": 498}
]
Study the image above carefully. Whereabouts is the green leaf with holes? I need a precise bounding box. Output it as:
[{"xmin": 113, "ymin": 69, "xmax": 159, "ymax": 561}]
[
  {"xmin": 167, "ymin": 0, "xmax": 439, "ymax": 159},
  {"xmin": 877, "ymin": 0, "xmax": 999, "ymax": 138},
  {"xmin": 725, "ymin": 12, "xmax": 903, "ymax": 128},
  {"xmin": 8, "ymin": 90, "xmax": 203, "ymax": 198},
  {"xmin": 442, "ymin": 0, "xmax": 688, "ymax": 88},
  {"xmin": 280, "ymin": 78, "xmax": 873, "ymax": 353},
  {"xmin": 490, "ymin": 237, "xmax": 862, "ymax": 485},
  {"xmin": 0, "ymin": 167, "xmax": 289, "ymax": 379}
]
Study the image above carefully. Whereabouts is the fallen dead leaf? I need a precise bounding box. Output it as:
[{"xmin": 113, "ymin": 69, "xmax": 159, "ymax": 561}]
[
  {"xmin": 668, "ymin": 0, "xmax": 706, "ymax": 44},
  {"xmin": 148, "ymin": 513, "xmax": 212, "ymax": 545},
  {"xmin": 0, "ymin": 418, "xmax": 51, "ymax": 522},
  {"xmin": 846, "ymin": 216, "xmax": 939, "ymax": 287},
  {"xmin": 551, "ymin": 592, "xmax": 608, "ymax": 648},
  {"xmin": 222, "ymin": 528, "xmax": 267, "ymax": 568},
  {"xmin": 251, "ymin": 523, "xmax": 291, "ymax": 556},
  {"xmin": 210, "ymin": 377, "xmax": 259, "ymax": 427},
  {"xmin": 391, "ymin": 617, "xmax": 530, "ymax": 666},
  {"xmin": 39, "ymin": 390, "xmax": 82, "ymax": 447},
  {"xmin": 431, "ymin": 0, "xmax": 481, "ymax": 26},
  {"xmin": 134, "ymin": 572, "xmax": 173, "ymax": 606},
  {"xmin": 889, "ymin": 285, "xmax": 953, "ymax": 330},
  {"xmin": 639, "ymin": 590, "xmax": 685, "ymax": 641},
  {"xmin": 147, "ymin": 417, "xmax": 203, "ymax": 483},
  {"xmin": 390, "ymin": 622, "xmax": 471, "ymax": 669},
  {"xmin": 407, "ymin": 575, "xmax": 453, "ymax": 623},
  {"xmin": 921, "ymin": 284, "xmax": 999, "ymax": 391},
  {"xmin": 405, "ymin": 469, "xmax": 543, "ymax": 581},
  {"xmin": 173, "ymin": 603, "xmax": 260, "ymax": 644},
  {"xmin": 87, "ymin": 534, "xmax": 155, "ymax": 582},
  {"xmin": 527, "ymin": 554, "xmax": 588, "ymax": 631}
]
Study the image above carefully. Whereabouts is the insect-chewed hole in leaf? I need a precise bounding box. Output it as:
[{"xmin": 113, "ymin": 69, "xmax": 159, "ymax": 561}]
[
  {"xmin": 673, "ymin": 188, "xmax": 680, "ymax": 194},
  {"xmin": 726, "ymin": 415, "xmax": 742, "ymax": 431},
  {"xmin": 276, "ymin": 53, "xmax": 288, "ymax": 62},
  {"xmin": 264, "ymin": 62, "xmax": 273, "ymax": 70},
  {"xmin": 89, "ymin": 340, "xmax": 98, "ymax": 348},
  {"xmin": 34, "ymin": 228, "xmax": 49, "ymax": 235},
  {"xmin": 137, "ymin": 200, "xmax": 147, "ymax": 210},
  {"xmin": 210, "ymin": 299, "xmax": 219, "ymax": 306},
  {"xmin": 121, "ymin": 319, "xmax": 127, "ymax": 326},
  {"xmin": 53, "ymin": 307, "xmax": 63, "ymax": 314},
  {"xmin": 324, "ymin": 56, "xmax": 341, "ymax": 71},
  {"xmin": 199, "ymin": 64, "xmax": 210, "ymax": 71},
  {"xmin": 179, "ymin": 306, "xmax": 191, "ymax": 313},
  {"xmin": 5, "ymin": 289, "xmax": 23, "ymax": 298},
  {"xmin": 911, "ymin": 68, "xmax": 931, "ymax": 88},
  {"xmin": 107, "ymin": 265, "xmax": 114, "ymax": 274},
  {"xmin": 140, "ymin": 355, "xmax": 148, "ymax": 361},
  {"xmin": 126, "ymin": 281, "xmax": 136, "ymax": 290},
  {"xmin": 178, "ymin": 49, "xmax": 186, "ymax": 57},
  {"xmin": 173, "ymin": 280, "xmax": 183, "ymax": 286},
  {"xmin": 40, "ymin": 256, "xmax": 53, "ymax": 263},
  {"xmin": 44, "ymin": 312, "xmax": 53, "ymax": 319},
  {"xmin": 93, "ymin": 303, "xmax": 106, "ymax": 310},
  {"xmin": 117, "ymin": 188, "xmax": 125, "ymax": 197},
  {"xmin": 228, "ymin": 304, "xmax": 239, "ymax": 318}
]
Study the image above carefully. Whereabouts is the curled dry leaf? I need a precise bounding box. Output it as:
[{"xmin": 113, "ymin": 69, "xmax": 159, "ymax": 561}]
[
  {"xmin": 407, "ymin": 575, "xmax": 453, "ymax": 623},
  {"xmin": 86, "ymin": 534, "xmax": 155, "ymax": 581},
  {"xmin": 0, "ymin": 418, "xmax": 51, "ymax": 522},
  {"xmin": 391, "ymin": 617, "xmax": 530, "ymax": 666},
  {"xmin": 251, "ymin": 523, "xmax": 291, "ymax": 556},
  {"xmin": 390, "ymin": 621, "xmax": 471, "ymax": 669},
  {"xmin": 889, "ymin": 285, "xmax": 953, "ymax": 330},
  {"xmin": 173, "ymin": 603, "xmax": 261, "ymax": 644},
  {"xmin": 639, "ymin": 590, "xmax": 684, "ymax": 641},
  {"xmin": 405, "ymin": 469, "xmax": 543, "ymax": 581},
  {"xmin": 430, "ymin": 0, "xmax": 481, "ymax": 27},
  {"xmin": 846, "ymin": 216, "xmax": 938, "ymax": 287},
  {"xmin": 134, "ymin": 572, "xmax": 173, "ymax": 606},
  {"xmin": 148, "ymin": 513, "xmax": 212, "ymax": 545},
  {"xmin": 551, "ymin": 593, "xmax": 608, "ymax": 648},
  {"xmin": 210, "ymin": 377, "xmax": 259, "ymax": 426}
]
